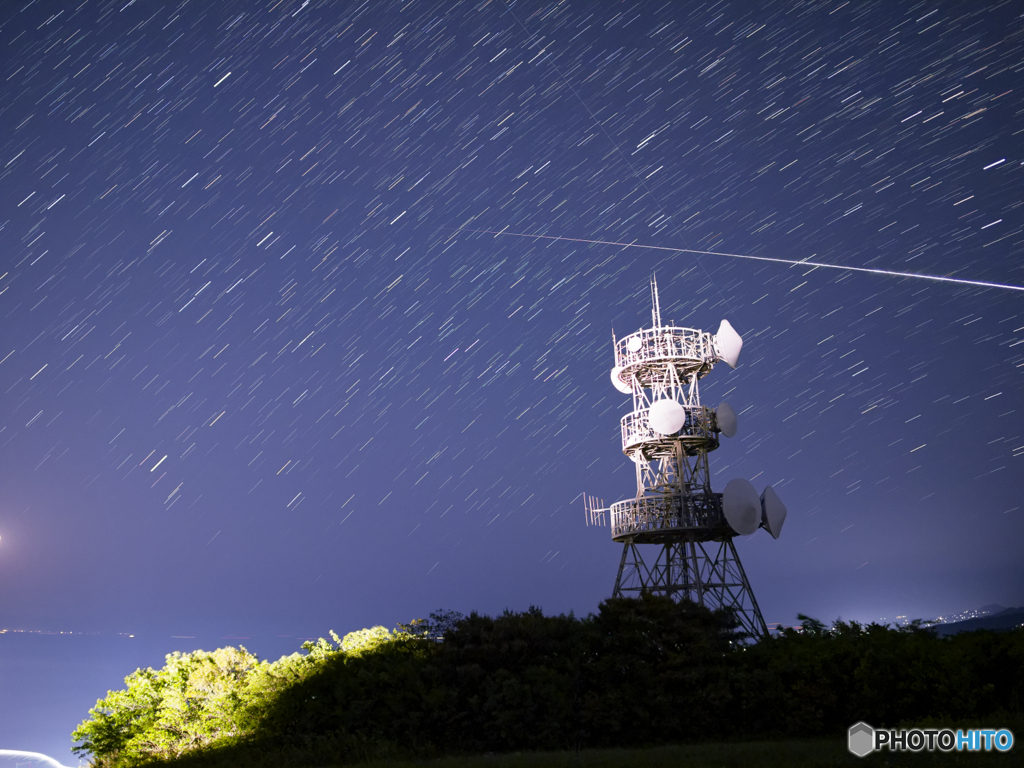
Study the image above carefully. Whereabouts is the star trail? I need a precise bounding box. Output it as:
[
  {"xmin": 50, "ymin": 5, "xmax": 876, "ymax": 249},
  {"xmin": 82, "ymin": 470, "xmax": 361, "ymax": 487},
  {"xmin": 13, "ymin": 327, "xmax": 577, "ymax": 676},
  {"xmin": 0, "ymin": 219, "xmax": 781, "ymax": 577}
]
[{"xmin": 0, "ymin": 0, "xmax": 1022, "ymax": 758}]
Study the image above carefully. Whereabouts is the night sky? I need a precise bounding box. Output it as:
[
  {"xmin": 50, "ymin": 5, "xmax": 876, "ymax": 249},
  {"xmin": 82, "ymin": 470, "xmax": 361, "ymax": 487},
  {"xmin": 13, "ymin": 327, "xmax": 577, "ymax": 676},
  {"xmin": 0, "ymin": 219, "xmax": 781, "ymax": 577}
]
[{"xmin": 2, "ymin": 0, "xmax": 1023, "ymax": 759}]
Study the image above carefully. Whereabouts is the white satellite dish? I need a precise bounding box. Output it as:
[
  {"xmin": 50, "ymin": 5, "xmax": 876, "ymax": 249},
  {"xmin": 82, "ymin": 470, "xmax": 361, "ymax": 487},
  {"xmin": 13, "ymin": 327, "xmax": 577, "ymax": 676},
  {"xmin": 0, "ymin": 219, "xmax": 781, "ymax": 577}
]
[
  {"xmin": 760, "ymin": 485, "xmax": 787, "ymax": 539},
  {"xmin": 715, "ymin": 319, "xmax": 743, "ymax": 369},
  {"xmin": 610, "ymin": 367, "xmax": 632, "ymax": 394},
  {"xmin": 722, "ymin": 478, "xmax": 760, "ymax": 535},
  {"xmin": 648, "ymin": 399, "xmax": 687, "ymax": 435},
  {"xmin": 716, "ymin": 401, "xmax": 738, "ymax": 438},
  {"xmin": 627, "ymin": 334, "xmax": 643, "ymax": 352}
]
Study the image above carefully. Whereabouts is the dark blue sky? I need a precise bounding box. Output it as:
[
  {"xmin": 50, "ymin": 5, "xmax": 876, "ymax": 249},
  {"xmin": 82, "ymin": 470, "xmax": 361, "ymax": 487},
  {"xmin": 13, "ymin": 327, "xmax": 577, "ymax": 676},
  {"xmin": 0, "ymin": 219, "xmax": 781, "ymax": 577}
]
[{"xmin": 1, "ymin": 0, "xmax": 1023, "ymax": 759}]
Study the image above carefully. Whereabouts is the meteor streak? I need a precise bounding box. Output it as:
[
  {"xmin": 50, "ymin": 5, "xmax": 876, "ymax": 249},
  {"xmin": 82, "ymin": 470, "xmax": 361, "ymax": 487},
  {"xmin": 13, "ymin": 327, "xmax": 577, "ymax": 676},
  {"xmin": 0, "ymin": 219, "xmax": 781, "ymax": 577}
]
[{"xmin": 457, "ymin": 229, "xmax": 1024, "ymax": 293}]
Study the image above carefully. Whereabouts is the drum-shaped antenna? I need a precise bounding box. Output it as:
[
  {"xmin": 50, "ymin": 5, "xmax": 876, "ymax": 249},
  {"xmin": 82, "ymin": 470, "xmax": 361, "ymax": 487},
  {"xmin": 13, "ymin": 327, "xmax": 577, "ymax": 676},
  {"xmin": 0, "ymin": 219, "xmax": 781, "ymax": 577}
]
[
  {"xmin": 760, "ymin": 485, "xmax": 787, "ymax": 539},
  {"xmin": 626, "ymin": 334, "xmax": 643, "ymax": 352},
  {"xmin": 648, "ymin": 399, "xmax": 687, "ymax": 435},
  {"xmin": 716, "ymin": 401, "xmax": 738, "ymax": 438},
  {"xmin": 722, "ymin": 478, "xmax": 760, "ymax": 535},
  {"xmin": 716, "ymin": 319, "xmax": 743, "ymax": 369},
  {"xmin": 610, "ymin": 367, "xmax": 632, "ymax": 394}
]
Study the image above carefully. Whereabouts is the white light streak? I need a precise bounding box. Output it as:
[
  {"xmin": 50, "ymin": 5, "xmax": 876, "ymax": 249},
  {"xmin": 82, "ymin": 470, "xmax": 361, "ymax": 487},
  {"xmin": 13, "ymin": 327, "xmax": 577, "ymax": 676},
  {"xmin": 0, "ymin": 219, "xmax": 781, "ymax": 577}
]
[
  {"xmin": 458, "ymin": 229, "xmax": 1024, "ymax": 293},
  {"xmin": 0, "ymin": 750, "xmax": 73, "ymax": 768}
]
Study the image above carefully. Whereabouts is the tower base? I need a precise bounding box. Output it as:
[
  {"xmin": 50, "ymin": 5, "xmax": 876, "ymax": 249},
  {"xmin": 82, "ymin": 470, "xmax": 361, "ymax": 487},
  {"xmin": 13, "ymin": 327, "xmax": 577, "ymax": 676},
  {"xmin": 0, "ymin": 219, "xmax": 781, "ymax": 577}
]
[{"xmin": 612, "ymin": 537, "xmax": 769, "ymax": 638}]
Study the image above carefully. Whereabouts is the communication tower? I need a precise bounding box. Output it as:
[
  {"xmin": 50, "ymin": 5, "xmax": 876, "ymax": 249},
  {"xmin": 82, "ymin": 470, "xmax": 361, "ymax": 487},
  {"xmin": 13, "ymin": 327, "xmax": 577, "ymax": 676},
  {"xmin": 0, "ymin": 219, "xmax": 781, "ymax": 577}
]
[{"xmin": 585, "ymin": 278, "xmax": 787, "ymax": 638}]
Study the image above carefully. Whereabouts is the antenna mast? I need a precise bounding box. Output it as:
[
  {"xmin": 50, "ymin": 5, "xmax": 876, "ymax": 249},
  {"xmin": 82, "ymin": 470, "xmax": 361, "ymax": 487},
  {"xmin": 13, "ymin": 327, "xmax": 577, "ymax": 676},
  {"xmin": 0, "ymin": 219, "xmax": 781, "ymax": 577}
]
[
  {"xmin": 588, "ymin": 282, "xmax": 787, "ymax": 638},
  {"xmin": 651, "ymin": 275, "xmax": 662, "ymax": 328}
]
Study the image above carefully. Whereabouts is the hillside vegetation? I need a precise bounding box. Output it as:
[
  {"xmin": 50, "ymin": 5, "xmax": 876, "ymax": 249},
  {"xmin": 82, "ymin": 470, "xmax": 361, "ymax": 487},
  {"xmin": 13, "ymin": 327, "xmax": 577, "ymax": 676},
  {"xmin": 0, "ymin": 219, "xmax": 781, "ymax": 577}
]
[{"xmin": 72, "ymin": 596, "xmax": 1024, "ymax": 767}]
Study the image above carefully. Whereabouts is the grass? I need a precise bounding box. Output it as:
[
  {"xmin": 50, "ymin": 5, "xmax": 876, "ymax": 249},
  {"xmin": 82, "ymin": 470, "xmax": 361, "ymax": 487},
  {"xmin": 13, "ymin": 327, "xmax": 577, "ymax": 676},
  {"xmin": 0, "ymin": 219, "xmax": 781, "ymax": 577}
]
[{"xmin": 348, "ymin": 738, "xmax": 1018, "ymax": 768}]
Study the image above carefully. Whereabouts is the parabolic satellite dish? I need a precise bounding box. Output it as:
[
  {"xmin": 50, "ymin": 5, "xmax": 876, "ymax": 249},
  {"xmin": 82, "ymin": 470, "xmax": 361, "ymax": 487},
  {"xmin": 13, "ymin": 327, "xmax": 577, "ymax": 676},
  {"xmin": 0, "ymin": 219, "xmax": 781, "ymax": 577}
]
[
  {"xmin": 722, "ymin": 478, "xmax": 760, "ymax": 535},
  {"xmin": 610, "ymin": 366, "xmax": 632, "ymax": 394},
  {"xmin": 760, "ymin": 485, "xmax": 787, "ymax": 539},
  {"xmin": 716, "ymin": 401, "xmax": 738, "ymax": 438},
  {"xmin": 648, "ymin": 399, "xmax": 686, "ymax": 435},
  {"xmin": 627, "ymin": 334, "xmax": 643, "ymax": 352},
  {"xmin": 715, "ymin": 319, "xmax": 743, "ymax": 369}
]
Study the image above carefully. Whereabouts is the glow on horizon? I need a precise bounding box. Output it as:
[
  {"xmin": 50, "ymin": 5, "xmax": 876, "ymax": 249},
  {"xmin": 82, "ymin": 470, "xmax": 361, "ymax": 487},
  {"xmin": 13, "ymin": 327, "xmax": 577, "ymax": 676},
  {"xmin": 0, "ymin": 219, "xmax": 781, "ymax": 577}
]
[{"xmin": 457, "ymin": 228, "xmax": 1024, "ymax": 293}]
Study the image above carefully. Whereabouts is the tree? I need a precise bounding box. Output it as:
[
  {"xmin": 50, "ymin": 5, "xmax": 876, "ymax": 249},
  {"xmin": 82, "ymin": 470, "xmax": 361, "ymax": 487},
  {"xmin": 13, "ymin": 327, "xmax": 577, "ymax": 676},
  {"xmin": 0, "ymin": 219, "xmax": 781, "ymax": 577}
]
[
  {"xmin": 397, "ymin": 609, "xmax": 464, "ymax": 641},
  {"xmin": 72, "ymin": 667, "xmax": 163, "ymax": 767},
  {"xmin": 73, "ymin": 647, "xmax": 261, "ymax": 765}
]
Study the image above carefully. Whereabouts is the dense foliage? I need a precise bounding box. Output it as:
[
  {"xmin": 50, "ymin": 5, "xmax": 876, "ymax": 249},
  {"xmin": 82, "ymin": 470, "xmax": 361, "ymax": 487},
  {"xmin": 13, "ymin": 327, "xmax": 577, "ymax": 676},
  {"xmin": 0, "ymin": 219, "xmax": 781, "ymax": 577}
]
[{"xmin": 72, "ymin": 597, "xmax": 1024, "ymax": 767}]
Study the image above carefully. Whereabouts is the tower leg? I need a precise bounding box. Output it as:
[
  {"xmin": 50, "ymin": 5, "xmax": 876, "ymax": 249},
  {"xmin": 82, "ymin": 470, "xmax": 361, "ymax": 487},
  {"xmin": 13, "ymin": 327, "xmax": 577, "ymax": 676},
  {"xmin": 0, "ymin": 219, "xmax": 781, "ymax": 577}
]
[
  {"xmin": 612, "ymin": 536, "xmax": 768, "ymax": 638},
  {"xmin": 612, "ymin": 541, "xmax": 631, "ymax": 597}
]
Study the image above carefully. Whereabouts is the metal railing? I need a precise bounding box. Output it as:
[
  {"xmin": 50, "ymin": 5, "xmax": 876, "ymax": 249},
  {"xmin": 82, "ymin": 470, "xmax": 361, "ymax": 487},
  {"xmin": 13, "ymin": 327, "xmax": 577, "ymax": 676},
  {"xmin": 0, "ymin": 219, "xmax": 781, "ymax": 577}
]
[
  {"xmin": 614, "ymin": 326, "xmax": 718, "ymax": 373},
  {"xmin": 610, "ymin": 492, "xmax": 727, "ymax": 541},
  {"xmin": 620, "ymin": 405, "xmax": 719, "ymax": 452}
]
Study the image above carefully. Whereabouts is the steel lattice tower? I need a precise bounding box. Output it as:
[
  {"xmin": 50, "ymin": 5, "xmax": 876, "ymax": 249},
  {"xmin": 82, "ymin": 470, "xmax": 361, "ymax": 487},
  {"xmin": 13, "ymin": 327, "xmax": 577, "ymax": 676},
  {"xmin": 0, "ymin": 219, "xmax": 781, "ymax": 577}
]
[{"xmin": 586, "ymin": 279, "xmax": 786, "ymax": 639}]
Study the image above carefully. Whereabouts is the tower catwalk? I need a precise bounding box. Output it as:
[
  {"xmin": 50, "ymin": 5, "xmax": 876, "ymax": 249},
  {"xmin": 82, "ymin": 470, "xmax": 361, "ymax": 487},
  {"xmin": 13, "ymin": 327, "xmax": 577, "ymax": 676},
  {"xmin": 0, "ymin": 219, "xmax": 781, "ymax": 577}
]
[{"xmin": 586, "ymin": 279, "xmax": 787, "ymax": 639}]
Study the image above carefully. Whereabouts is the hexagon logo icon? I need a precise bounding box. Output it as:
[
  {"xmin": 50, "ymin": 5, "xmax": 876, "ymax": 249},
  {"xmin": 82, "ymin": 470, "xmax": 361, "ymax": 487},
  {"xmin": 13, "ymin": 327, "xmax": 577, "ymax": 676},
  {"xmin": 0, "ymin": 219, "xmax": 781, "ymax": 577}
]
[{"xmin": 848, "ymin": 722, "xmax": 875, "ymax": 757}]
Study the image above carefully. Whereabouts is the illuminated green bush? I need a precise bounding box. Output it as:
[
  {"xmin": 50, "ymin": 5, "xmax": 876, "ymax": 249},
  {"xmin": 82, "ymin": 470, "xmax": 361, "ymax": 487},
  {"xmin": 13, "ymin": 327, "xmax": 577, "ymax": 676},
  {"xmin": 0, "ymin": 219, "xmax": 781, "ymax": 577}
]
[{"xmin": 71, "ymin": 599, "xmax": 1024, "ymax": 768}]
